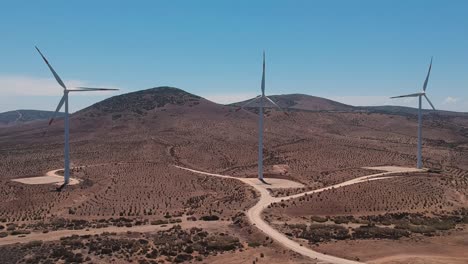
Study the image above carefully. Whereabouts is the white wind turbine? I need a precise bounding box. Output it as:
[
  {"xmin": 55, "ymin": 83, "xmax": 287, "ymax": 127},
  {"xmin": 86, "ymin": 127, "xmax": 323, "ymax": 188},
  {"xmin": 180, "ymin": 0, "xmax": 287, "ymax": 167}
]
[
  {"xmin": 390, "ymin": 57, "xmax": 436, "ymax": 169},
  {"xmin": 237, "ymin": 52, "xmax": 287, "ymax": 182},
  {"xmin": 35, "ymin": 46, "xmax": 118, "ymax": 191}
]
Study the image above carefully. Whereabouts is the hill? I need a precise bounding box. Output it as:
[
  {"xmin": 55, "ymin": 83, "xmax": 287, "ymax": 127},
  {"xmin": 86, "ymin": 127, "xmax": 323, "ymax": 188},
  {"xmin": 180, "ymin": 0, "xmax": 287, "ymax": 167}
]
[
  {"xmin": 79, "ymin": 86, "xmax": 204, "ymax": 114},
  {"xmin": 0, "ymin": 86, "xmax": 467, "ymax": 264},
  {"xmin": 0, "ymin": 110, "xmax": 65, "ymax": 127},
  {"xmin": 232, "ymin": 94, "xmax": 468, "ymax": 118},
  {"xmin": 361, "ymin": 105, "xmax": 468, "ymax": 117},
  {"xmin": 232, "ymin": 94, "xmax": 356, "ymax": 112},
  {"xmin": 269, "ymin": 94, "xmax": 356, "ymax": 112}
]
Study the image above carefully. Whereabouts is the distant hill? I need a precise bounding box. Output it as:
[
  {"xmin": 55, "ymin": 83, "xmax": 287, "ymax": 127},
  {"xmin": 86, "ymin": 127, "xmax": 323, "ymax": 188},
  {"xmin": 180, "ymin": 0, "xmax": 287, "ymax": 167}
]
[
  {"xmin": 232, "ymin": 94, "xmax": 468, "ymax": 117},
  {"xmin": 269, "ymin": 94, "xmax": 356, "ymax": 112},
  {"xmin": 69, "ymin": 86, "xmax": 224, "ymax": 128},
  {"xmin": 2, "ymin": 89, "xmax": 466, "ymax": 129},
  {"xmin": 360, "ymin": 105, "xmax": 468, "ymax": 117},
  {"xmin": 232, "ymin": 94, "xmax": 356, "ymax": 112},
  {"xmin": 78, "ymin": 86, "xmax": 204, "ymax": 115},
  {"xmin": 0, "ymin": 110, "xmax": 64, "ymax": 127}
]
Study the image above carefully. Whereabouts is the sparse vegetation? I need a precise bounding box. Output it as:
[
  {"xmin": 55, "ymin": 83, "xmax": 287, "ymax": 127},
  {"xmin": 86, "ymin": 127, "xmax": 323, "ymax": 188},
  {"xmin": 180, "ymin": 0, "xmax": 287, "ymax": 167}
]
[
  {"xmin": 0, "ymin": 226, "xmax": 242, "ymax": 263},
  {"xmin": 0, "ymin": 88, "xmax": 467, "ymax": 263}
]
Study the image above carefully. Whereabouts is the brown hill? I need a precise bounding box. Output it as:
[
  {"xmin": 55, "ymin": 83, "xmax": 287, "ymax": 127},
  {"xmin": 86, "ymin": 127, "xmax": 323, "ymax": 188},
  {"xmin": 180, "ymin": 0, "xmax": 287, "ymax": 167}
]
[
  {"xmin": 234, "ymin": 94, "xmax": 468, "ymax": 117},
  {"xmin": 2, "ymin": 86, "xmax": 467, "ymax": 178},
  {"xmin": 0, "ymin": 86, "xmax": 467, "ymax": 263},
  {"xmin": 232, "ymin": 94, "xmax": 356, "ymax": 112},
  {"xmin": 269, "ymin": 94, "xmax": 356, "ymax": 112},
  {"xmin": 0, "ymin": 87, "xmax": 468, "ymax": 225},
  {"xmin": 79, "ymin": 86, "xmax": 203, "ymax": 114}
]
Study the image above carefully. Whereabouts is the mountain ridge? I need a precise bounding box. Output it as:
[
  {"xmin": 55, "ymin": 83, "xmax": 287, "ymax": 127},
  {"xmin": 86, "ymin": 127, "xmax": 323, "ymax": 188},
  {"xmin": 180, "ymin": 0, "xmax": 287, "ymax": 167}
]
[
  {"xmin": 231, "ymin": 93, "xmax": 468, "ymax": 116},
  {"xmin": 2, "ymin": 88, "xmax": 467, "ymax": 129}
]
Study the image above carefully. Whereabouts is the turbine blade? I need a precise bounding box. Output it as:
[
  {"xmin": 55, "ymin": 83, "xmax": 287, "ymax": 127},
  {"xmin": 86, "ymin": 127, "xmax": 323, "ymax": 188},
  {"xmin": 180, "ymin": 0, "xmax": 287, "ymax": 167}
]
[
  {"xmin": 424, "ymin": 94, "xmax": 436, "ymax": 110},
  {"xmin": 35, "ymin": 46, "xmax": 67, "ymax": 89},
  {"xmin": 423, "ymin": 57, "xmax": 433, "ymax": 92},
  {"xmin": 48, "ymin": 95, "xmax": 66, "ymax": 126},
  {"xmin": 261, "ymin": 52, "xmax": 265, "ymax": 96},
  {"xmin": 236, "ymin": 95, "xmax": 261, "ymax": 111},
  {"xmin": 71, "ymin": 87, "xmax": 119, "ymax": 91},
  {"xmin": 265, "ymin": 96, "xmax": 289, "ymax": 116},
  {"xmin": 390, "ymin": 92, "xmax": 423, "ymax": 99},
  {"xmin": 264, "ymin": 96, "xmax": 282, "ymax": 110}
]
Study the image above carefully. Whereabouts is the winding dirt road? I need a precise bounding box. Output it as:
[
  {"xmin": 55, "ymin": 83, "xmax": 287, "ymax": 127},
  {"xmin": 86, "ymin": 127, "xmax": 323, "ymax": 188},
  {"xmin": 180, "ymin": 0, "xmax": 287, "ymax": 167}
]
[{"xmin": 175, "ymin": 165, "xmax": 423, "ymax": 264}]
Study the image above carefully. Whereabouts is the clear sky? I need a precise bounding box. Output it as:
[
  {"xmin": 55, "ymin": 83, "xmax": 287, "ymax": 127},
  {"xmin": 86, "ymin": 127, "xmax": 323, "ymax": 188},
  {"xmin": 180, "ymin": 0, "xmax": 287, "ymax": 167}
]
[{"xmin": 1, "ymin": 0, "xmax": 467, "ymax": 112}]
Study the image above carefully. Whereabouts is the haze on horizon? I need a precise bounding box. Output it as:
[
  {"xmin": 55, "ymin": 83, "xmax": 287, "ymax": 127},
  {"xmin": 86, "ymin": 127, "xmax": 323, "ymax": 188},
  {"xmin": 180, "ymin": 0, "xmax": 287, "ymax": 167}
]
[{"xmin": 1, "ymin": 0, "xmax": 467, "ymax": 113}]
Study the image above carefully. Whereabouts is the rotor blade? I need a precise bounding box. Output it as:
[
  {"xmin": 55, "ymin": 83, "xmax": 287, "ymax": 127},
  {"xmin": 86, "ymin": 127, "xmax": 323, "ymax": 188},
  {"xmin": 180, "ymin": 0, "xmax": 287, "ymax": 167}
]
[
  {"xmin": 35, "ymin": 46, "xmax": 67, "ymax": 89},
  {"xmin": 261, "ymin": 51, "xmax": 265, "ymax": 96},
  {"xmin": 48, "ymin": 95, "xmax": 66, "ymax": 126},
  {"xmin": 423, "ymin": 57, "xmax": 433, "ymax": 92},
  {"xmin": 423, "ymin": 94, "xmax": 436, "ymax": 110},
  {"xmin": 390, "ymin": 92, "xmax": 424, "ymax": 99},
  {"xmin": 235, "ymin": 95, "xmax": 261, "ymax": 111},
  {"xmin": 265, "ymin": 96, "xmax": 289, "ymax": 116},
  {"xmin": 71, "ymin": 87, "xmax": 119, "ymax": 91},
  {"xmin": 264, "ymin": 96, "xmax": 282, "ymax": 110}
]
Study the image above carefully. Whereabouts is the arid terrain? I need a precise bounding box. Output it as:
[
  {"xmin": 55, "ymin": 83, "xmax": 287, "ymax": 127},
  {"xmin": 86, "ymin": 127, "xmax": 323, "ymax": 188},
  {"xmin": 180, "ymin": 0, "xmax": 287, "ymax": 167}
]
[
  {"xmin": 0, "ymin": 110, "xmax": 64, "ymax": 127},
  {"xmin": 0, "ymin": 87, "xmax": 467, "ymax": 263}
]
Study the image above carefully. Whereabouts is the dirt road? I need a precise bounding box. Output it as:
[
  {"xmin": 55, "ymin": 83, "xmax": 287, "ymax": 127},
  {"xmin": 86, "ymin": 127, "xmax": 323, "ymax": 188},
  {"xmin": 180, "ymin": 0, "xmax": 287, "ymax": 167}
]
[{"xmin": 175, "ymin": 165, "xmax": 423, "ymax": 264}]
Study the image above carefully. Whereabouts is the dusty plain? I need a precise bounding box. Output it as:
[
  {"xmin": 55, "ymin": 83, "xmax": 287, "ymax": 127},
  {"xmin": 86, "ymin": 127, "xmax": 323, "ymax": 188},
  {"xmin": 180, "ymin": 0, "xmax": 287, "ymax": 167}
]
[{"xmin": 0, "ymin": 87, "xmax": 467, "ymax": 263}]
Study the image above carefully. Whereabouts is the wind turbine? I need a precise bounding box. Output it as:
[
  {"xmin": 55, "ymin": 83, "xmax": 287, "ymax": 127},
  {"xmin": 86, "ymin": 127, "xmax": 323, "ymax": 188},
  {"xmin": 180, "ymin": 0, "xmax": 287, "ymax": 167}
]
[
  {"xmin": 237, "ymin": 52, "xmax": 286, "ymax": 183},
  {"xmin": 35, "ymin": 46, "xmax": 118, "ymax": 191},
  {"xmin": 390, "ymin": 57, "xmax": 436, "ymax": 169}
]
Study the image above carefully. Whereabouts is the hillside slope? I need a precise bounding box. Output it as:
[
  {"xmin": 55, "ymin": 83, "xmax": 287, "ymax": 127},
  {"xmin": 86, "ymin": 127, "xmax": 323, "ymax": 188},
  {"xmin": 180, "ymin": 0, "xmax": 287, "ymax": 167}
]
[{"xmin": 0, "ymin": 110, "xmax": 65, "ymax": 127}]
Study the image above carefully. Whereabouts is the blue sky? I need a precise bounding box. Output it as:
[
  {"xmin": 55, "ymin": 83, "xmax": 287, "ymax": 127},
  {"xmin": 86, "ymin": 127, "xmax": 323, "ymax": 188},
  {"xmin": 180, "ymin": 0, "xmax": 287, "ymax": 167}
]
[{"xmin": 1, "ymin": 0, "xmax": 467, "ymax": 112}]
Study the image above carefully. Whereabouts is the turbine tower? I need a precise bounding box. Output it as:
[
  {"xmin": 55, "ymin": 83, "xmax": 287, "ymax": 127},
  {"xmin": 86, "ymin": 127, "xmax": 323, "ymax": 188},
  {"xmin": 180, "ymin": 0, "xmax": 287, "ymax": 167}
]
[
  {"xmin": 237, "ymin": 52, "xmax": 286, "ymax": 182},
  {"xmin": 390, "ymin": 57, "xmax": 436, "ymax": 169},
  {"xmin": 35, "ymin": 46, "xmax": 119, "ymax": 191}
]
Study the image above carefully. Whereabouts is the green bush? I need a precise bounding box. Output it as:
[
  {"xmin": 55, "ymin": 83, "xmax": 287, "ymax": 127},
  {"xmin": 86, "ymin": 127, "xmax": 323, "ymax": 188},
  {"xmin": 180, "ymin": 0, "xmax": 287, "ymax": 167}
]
[
  {"xmin": 205, "ymin": 235, "xmax": 240, "ymax": 251},
  {"xmin": 174, "ymin": 254, "xmax": 193, "ymax": 263},
  {"xmin": 409, "ymin": 217, "xmax": 425, "ymax": 225},
  {"xmin": 394, "ymin": 222, "xmax": 410, "ymax": 230},
  {"xmin": 289, "ymin": 223, "xmax": 307, "ymax": 230},
  {"xmin": 299, "ymin": 224, "xmax": 350, "ymax": 243},
  {"xmin": 431, "ymin": 221, "xmax": 455, "ymax": 231},
  {"xmin": 24, "ymin": 240, "xmax": 43, "ymax": 249},
  {"xmin": 310, "ymin": 216, "xmax": 328, "ymax": 223},
  {"xmin": 332, "ymin": 216, "xmax": 351, "ymax": 224},
  {"xmin": 353, "ymin": 226, "xmax": 409, "ymax": 240},
  {"xmin": 408, "ymin": 225, "xmax": 436, "ymax": 234},
  {"xmin": 200, "ymin": 215, "xmax": 219, "ymax": 221},
  {"xmin": 10, "ymin": 230, "xmax": 31, "ymax": 235},
  {"xmin": 248, "ymin": 242, "xmax": 261, "ymax": 248},
  {"xmin": 150, "ymin": 219, "xmax": 169, "ymax": 225},
  {"xmin": 462, "ymin": 216, "xmax": 468, "ymax": 224}
]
